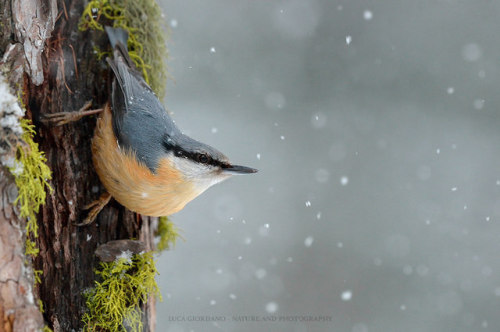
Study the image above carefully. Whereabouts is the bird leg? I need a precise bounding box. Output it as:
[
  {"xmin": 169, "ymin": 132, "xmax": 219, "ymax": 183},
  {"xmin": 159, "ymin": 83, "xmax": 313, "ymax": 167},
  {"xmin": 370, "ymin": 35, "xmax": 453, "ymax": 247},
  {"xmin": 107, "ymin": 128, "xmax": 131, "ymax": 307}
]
[
  {"xmin": 42, "ymin": 101, "xmax": 110, "ymax": 225},
  {"xmin": 40, "ymin": 100, "xmax": 103, "ymax": 126},
  {"xmin": 76, "ymin": 191, "xmax": 112, "ymax": 226}
]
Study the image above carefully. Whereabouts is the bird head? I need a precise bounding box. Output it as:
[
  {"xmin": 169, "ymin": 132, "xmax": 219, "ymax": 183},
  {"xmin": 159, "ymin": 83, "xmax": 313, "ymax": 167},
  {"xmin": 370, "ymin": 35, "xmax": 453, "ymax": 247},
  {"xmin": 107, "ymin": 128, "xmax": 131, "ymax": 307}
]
[{"xmin": 164, "ymin": 133, "xmax": 257, "ymax": 195}]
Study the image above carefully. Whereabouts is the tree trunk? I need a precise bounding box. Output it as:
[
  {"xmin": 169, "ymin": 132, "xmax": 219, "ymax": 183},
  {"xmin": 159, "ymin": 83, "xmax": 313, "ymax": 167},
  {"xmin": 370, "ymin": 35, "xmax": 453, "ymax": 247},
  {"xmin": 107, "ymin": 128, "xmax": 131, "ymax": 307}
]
[
  {"xmin": 0, "ymin": 0, "xmax": 157, "ymax": 330},
  {"xmin": 0, "ymin": 169, "xmax": 44, "ymax": 332}
]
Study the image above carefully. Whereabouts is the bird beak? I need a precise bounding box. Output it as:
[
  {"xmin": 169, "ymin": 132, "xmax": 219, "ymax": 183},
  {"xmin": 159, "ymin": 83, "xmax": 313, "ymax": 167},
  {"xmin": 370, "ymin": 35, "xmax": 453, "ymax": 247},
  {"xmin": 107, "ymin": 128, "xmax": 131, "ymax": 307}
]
[{"xmin": 223, "ymin": 164, "xmax": 258, "ymax": 175}]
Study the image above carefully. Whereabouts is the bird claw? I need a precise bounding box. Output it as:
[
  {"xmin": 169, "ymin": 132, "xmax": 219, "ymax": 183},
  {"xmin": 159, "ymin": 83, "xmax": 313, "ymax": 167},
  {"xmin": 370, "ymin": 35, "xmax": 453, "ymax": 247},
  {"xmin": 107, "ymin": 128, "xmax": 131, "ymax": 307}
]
[
  {"xmin": 41, "ymin": 100, "xmax": 102, "ymax": 126},
  {"xmin": 76, "ymin": 192, "xmax": 112, "ymax": 226}
]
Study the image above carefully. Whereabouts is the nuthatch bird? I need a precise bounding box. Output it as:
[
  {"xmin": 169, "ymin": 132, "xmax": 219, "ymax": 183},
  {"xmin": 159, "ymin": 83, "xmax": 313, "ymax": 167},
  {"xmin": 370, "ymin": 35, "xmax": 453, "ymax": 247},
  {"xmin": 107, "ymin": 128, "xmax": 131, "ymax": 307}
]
[{"xmin": 46, "ymin": 27, "xmax": 257, "ymax": 222}]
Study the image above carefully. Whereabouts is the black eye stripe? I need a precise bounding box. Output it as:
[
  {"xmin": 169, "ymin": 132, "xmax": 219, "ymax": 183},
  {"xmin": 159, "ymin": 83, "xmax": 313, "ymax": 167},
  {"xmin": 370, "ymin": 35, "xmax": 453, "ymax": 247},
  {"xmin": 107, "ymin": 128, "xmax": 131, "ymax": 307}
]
[
  {"xmin": 163, "ymin": 137, "xmax": 224, "ymax": 167},
  {"xmin": 173, "ymin": 147, "xmax": 221, "ymax": 167},
  {"xmin": 197, "ymin": 153, "xmax": 210, "ymax": 164}
]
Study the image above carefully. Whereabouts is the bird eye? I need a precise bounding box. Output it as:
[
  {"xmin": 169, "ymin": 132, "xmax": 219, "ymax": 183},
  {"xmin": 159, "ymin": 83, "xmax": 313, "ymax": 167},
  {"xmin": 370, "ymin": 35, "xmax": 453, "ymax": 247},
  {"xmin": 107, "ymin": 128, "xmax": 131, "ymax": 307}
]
[
  {"xmin": 196, "ymin": 153, "xmax": 210, "ymax": 164},
  {"xmin": 175, "ymin": 150, "xmax": 184, "ymax": 157}
]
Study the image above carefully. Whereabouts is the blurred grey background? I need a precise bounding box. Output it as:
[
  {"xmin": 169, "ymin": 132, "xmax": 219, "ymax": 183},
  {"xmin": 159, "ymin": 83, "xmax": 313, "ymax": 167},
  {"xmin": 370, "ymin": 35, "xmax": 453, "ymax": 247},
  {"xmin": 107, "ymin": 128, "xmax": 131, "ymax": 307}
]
[{"xmin": 156, "ymin": 1, "xmax": 500, "ymax": 331}]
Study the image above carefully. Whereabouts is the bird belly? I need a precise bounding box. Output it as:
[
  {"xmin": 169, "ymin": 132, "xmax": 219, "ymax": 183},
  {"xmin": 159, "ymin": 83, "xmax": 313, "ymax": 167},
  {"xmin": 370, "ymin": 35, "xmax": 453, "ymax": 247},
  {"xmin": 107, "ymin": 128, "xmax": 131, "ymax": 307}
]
[{"xmin": 91, "ymin": 105, "xmax": 199, "ymax": 216}]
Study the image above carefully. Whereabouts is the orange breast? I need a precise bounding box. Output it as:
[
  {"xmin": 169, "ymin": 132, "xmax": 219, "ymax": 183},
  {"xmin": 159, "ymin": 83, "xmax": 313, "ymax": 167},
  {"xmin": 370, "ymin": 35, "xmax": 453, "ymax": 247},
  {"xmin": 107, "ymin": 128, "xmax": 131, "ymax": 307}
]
[{"xmin": 91, "ymin": 104, "xmax": 199, "ymax": 216}]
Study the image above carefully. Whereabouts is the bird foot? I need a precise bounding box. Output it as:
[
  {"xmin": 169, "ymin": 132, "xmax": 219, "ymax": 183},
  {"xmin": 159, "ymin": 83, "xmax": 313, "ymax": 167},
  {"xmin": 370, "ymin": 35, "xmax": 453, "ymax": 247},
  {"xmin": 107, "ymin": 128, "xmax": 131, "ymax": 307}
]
[
  {"xmin": 76, "ymin": 192, "xmax": 112, "ymax": 226},
  {"xmin": 41, "ymin": 100, "xmax": 103, "ymax": 126}
]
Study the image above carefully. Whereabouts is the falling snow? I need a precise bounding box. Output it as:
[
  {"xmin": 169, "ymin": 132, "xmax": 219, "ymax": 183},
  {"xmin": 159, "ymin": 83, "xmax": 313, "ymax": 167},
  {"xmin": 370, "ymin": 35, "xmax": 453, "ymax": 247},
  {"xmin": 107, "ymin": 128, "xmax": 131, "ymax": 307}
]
[
  {"xmin": 154, "ymin": 4, "xmax": 500, "ymax": 331},
  {"xmin": 259, "ymin": 224, "xmax": 270, "ymax": 237},
  {"xmin": 341, "ymin": 290, "xmax": 352, "ymax": 301},
  {"xmin": 311, "ymin": 112, "xmax": 327, "ymax": 128},
  {"xmin": 265, "ymin": 302, "xmax": 278, "ymax": 314},
  {"xmin": 363, "ymin": 10, "xmax": 373, "ymax": 20}
]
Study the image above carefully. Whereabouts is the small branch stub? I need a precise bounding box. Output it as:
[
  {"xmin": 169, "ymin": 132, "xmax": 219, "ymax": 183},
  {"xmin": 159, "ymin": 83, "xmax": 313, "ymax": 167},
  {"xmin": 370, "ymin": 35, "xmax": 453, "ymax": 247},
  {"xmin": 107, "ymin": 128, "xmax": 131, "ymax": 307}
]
[{"xmin": 95, "ymin": 239, "xmax": 146, "ymax": 262}]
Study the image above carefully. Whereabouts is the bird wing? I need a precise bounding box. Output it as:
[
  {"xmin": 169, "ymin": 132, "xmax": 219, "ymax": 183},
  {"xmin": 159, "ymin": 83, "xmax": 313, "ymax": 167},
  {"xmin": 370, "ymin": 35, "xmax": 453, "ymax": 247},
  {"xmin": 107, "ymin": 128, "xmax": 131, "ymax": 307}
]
[{"xmin": 105, "ymin": 27, "xmax": 179, "ymax": 172}]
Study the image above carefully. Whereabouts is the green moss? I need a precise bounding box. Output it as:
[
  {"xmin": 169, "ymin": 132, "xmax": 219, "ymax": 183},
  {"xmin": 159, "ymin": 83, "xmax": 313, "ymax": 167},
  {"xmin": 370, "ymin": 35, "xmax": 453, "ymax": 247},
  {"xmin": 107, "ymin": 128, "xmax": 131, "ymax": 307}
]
[
  {"xmin": 79, "ymin": 0, "xmax": 168, "ymax": 99},
  {"xmin": 38, "ymin": 299, "xmax": 44, "ymax": 313},
  {"xmin": 8, "ymin": 119, "xmax": 52, "ymax": 257},
  {"xmin": 155, "ymin": 216, "xmax": 182, "ymax": 252},
  {"xmin": 39, "ymin": 301, "xmax": 55, "ymax": 331},
  {"xmin": 34, "ymin": 269, "xmax": 43, "ymax": 284},
  {"xmin": 82, "ymin": 251, "xmax": 161, "ymax": 332},
  {"xmin": 25, "ymin": 239, "xmax": 40, "ymax": 257}
]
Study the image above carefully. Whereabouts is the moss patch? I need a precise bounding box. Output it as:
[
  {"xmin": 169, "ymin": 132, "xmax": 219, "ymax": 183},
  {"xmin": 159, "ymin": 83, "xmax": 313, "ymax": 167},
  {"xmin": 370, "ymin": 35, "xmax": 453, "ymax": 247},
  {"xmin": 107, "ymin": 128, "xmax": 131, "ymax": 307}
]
[
  {"xmin": 8, "ymin": 119, "xmax": 52, "ymax": 257},
  {"xmin": 156, "ymin": 216, "xmax": 182, "ymax": 252},
  {"xmin": 34, "ymin": 269, "xmax": 43, "ymax": 284},
  {"xmin": 79, "ymin": 0, "xmax": 168, "ymax": 99},
  {"xmin": 82, "ymin": 251, "xmax": 161, "ymax": 332}
]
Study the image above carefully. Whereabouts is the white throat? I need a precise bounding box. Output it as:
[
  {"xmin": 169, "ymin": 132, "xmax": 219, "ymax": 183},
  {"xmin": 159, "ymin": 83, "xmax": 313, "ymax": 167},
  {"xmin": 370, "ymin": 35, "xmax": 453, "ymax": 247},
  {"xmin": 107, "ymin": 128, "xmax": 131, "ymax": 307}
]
[{"xmin": 169, "ymin": 154, "xmax": 232, "ymax": 193}]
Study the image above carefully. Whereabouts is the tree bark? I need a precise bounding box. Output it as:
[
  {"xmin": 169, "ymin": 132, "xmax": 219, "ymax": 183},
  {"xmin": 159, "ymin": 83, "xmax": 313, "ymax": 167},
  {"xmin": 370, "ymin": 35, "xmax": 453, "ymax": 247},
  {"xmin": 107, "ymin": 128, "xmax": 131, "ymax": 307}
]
[
  {"xmin": 1, "ymin": 0, "xmax": 157, "ymax": 330},
  {"xmin": 0, "ymin": 169, "xmax": 44, "ymax": 332}
]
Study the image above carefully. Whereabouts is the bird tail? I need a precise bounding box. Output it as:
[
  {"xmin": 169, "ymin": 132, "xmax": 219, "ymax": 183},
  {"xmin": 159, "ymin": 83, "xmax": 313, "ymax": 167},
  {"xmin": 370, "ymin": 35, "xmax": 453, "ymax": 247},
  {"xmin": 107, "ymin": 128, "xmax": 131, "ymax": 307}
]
[
  {"xmin": 105, "ymin": 26, "xmax": 137, "ymax": 70},
  {"xmin": 105, "ymin": 26, "xmax": 129, "ymax": 50}
]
